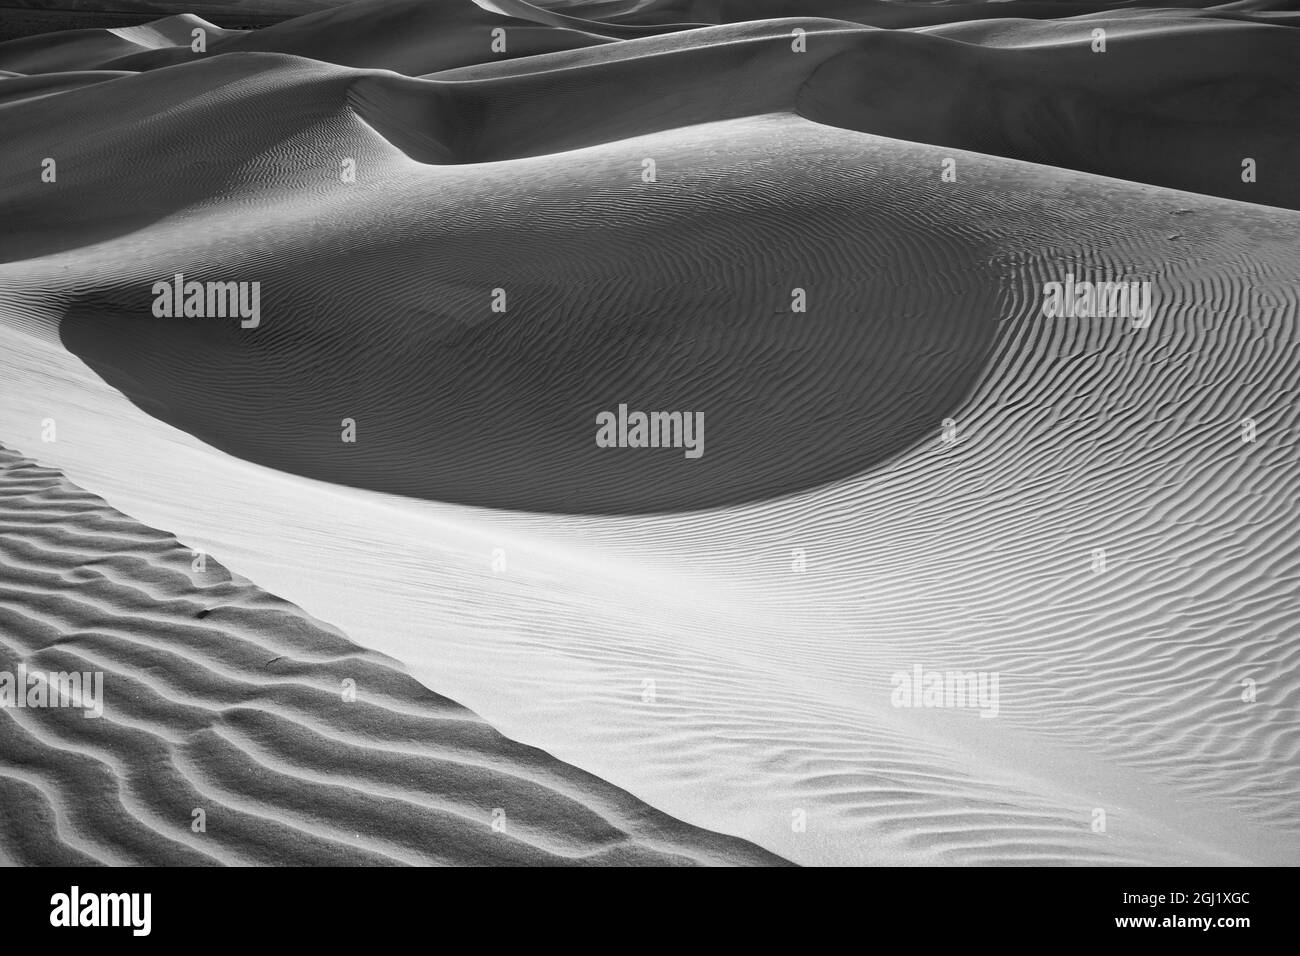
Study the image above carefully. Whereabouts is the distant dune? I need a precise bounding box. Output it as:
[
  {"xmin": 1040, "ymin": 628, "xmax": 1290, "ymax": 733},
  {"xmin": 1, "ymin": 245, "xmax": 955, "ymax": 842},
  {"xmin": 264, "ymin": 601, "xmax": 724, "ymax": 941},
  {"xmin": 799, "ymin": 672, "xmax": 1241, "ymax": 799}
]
[{"xmin": 1, "ymin": 0, "xmax": 1297, "ymax": 866}]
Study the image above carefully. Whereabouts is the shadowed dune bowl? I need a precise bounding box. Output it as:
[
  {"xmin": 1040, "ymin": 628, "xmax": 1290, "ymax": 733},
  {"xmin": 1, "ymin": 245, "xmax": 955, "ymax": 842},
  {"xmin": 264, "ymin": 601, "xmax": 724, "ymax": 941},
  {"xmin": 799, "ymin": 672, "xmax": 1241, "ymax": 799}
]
[{"xmin": 59, "ymin": 172, "xmax": 1000, "ymax": 513}]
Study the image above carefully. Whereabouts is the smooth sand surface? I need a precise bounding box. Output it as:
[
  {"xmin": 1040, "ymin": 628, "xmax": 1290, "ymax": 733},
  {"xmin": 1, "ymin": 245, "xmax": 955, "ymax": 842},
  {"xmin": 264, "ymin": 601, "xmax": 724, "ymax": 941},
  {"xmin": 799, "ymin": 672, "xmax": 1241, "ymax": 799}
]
[{"xmin": 1, "ymin": 0, "xmax": 1297, "ymax": 865}]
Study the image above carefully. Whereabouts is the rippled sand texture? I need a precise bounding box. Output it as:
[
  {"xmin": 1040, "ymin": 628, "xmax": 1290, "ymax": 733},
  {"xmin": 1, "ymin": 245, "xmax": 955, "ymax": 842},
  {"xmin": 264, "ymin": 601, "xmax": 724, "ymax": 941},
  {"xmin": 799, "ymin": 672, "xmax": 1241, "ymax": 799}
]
[
  {"xmin": 1, "ymin": 0, "xmax": 1298, "ymax": 866},
  {"xmin": 0, "ymin": 445, "xmax": 789, "ymax": 865}
]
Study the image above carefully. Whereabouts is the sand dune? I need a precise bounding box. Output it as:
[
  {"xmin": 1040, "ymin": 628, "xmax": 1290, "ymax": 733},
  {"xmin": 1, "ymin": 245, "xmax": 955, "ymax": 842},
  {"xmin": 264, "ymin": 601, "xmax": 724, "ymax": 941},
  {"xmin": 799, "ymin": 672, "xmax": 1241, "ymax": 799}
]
[
  {"xmin": 1, "ymin": 0, "xmax": 1298, "ymax": 866},
  {"xmin": 0, "ymin": 14, "xmax": 242, "ymax": 72},
  {"xmin": 0, "ymin": 68, "xmax": 130, "ymax": 105},
  {"xmin": 0, "ymin": 443, "xmax": 787, "ymax": 865}
]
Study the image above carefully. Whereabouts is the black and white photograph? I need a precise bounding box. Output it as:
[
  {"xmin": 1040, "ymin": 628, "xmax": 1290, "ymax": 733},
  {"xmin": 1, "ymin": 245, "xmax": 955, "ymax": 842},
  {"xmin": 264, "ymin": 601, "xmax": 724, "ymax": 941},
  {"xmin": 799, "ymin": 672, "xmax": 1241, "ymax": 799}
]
[{"xmin": 0, "ymin": 0, "xmax": 1295, "ymax": 932}]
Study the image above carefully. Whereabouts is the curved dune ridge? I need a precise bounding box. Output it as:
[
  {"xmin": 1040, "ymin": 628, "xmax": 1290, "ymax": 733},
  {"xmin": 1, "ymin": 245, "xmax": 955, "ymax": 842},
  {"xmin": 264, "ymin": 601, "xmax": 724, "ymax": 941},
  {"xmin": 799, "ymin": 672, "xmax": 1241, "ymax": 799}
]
[
  {"xmin": 0, "ymin": 444, "xmax": 789, "ymax": 865},
  {"xmin": 0, "ymin": 0, "xmax": 1298, "ymax": 867}
]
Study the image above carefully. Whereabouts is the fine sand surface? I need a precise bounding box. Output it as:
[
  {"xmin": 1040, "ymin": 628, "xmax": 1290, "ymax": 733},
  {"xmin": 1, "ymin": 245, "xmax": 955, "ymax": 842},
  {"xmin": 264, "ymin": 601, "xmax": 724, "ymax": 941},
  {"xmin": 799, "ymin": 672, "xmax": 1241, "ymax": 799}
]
[
  {"xmin": 0, "ymin": 443, "xmax": 787, "ymax": 865},
  {"xmin": 1, "ymin": 0, "xmax": 1298, "ymax": 866}
]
